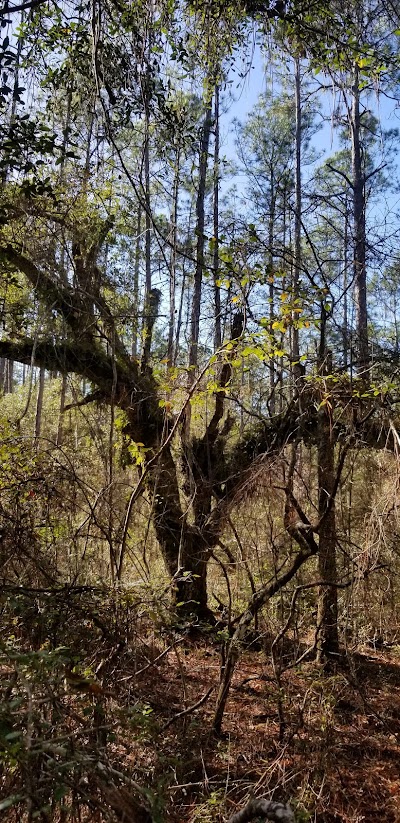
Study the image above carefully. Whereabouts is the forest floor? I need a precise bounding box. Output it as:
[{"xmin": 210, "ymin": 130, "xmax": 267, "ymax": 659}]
[
  {"xmin": 112, "ymin": 633, "xmax": 400, "ymax": 823},
  {"xmin": 3, "ymin": 618, "xmax": 400, "ymax": 822}
]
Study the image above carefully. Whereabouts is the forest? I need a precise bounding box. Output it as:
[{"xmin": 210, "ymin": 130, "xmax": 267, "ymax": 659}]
[{"xmin": 1, "ymin": 0, "xmax": 400, "ymax": 820}]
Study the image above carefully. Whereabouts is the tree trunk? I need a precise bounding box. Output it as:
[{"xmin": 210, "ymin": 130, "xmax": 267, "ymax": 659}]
[
  {"xmin": 0, "ymin": 358, "xmax": 5, "ymax": 393},
  {"xmin": 213, "ymin": 83, "xmax": 222, "ymax": 353},
  {"xmin": 316, "ymin": 426, "xmax": 339, "ymax": 663},
  {"xmin": 56, "ymin": 87, "xmax": 72, "ymax": 447},
  {"xmin": 292, "ymin": 57, "xmax": 302, "ymax": 382},
  {"xmin": 140, "ymin": 96, "xmax": 153, "ymax": 374},
  {"xmin": 184, "ymin": 90, "xmax": 213, "ymax": 446},
  {"xmin": 132, "ymin": 206, "xmax": 142, "ymax": 360},
  {"xmin": 34, "ymin": 366, "xmax": 45, "ymax": 444},
  {"xmin": 316, "ymin": 349, "xmax": 339, "ymax": 664},
  {"xmin": 5, "ymin": 359, "xmax": 13, "ymax": 394},
  {"xmin": 174, "ymin": 547, "xmax": 210, "ymax": 621},
  {"xmin": 149, "ymin": 446, "xmax": 213, "ymax": 620},
  {"xmin": 342, "ymin": 194, "xmax": 349, "ymax": 369},
  {"xmin": 351, "ymin": 63, "xmax": 368, "ymax": 371},
  {"xmin": 167, "ymin": 150, "xmax": 180, "ymax": 367},
  {"xmin": 56, "ymin": 375, "xmax": 67, "ymax": 447},
  {"xmin": 268, "ymin": 161, "xmax": 276, "ymax": 414},
  {"xmin": 188, "ymin": 94, "xmax": 213, "ymax": 378}
]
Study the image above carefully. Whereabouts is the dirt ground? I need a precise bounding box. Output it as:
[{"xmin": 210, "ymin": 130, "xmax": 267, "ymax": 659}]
[
  {"xmin": 118, "ymin": 635, "xmax": 400, "ymax": 822},
  {"xmin": 3, "ymin": 629, "xmax": 400, "ymax": 822}
]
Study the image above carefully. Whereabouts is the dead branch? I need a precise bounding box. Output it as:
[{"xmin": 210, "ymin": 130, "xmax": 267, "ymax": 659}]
[{"xmin": 162, "ymin": 685, "xmax": 214, "ymax": 731}]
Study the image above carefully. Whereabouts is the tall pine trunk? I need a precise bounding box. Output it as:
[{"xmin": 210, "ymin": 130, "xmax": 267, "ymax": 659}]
[
  {"xmin": 268, "ymin": 162, "xmax": 276, "ymax": 414},
  {"xmin": 292, "ymin": 57, "xmax": 302, "ymax": 383},
  {"xmin": 188, "ymin": 94, "xmax": 213, "ymax": 380},
  {"xmin": 351, "ymin": 64, "xmax": 368, "ymax": 371},
  {"xmin": 316, "ymin": 347, "xmax": 340, "ymax": 664},
  {"xmin": 213, "ymin": 83, "xmax": 222, "ymax": 353},
  {"xmin": 132, "ymin": 205, "xmax": 142, "ymax": 360},
  {"xmin": 316, "ymin": 419, "xmax": 339, "ymax": 663},
  {"xmin": 56, "ymin": 88, "xmax": 72, "ymax": 447},
  {"xmin": 167, "ymin": 150, "xmax": 180, "ymax": 367},
  {"xmin": 34, "ymin": 367, "xmax": 45, "ymax": 445}
]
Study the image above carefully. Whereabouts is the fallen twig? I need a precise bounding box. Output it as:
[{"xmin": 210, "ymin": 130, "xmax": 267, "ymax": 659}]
[
  {"xmin": 134, "ymin": 637, "xmax": 184, "ymax": 677},
  {"xmin": 162, "ymin": 686, "xmax": 214, "ymax": 731}
]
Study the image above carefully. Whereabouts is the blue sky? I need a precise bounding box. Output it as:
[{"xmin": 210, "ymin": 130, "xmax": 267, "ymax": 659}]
[{"xmin": 219, "ymin": 37, "xmax": 400, "ymax": 241}]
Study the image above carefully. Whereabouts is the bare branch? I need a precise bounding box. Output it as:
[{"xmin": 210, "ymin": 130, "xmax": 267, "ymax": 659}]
[
  {"xmin": 162, "ymin": 686, "xmax": 214, "ymax": 731},
  {"xmin": 0, "ymin": 0, "xmax": 46, "ymax": 15},
  {"xmin": 326, "ymin": 163, "xmax": 354, "ymax": 189}
]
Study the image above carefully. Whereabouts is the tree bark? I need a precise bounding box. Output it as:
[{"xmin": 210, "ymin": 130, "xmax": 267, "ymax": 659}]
[
  {"xmin": 188, "ymin": 95, "xmax": 213, "ymax": 378},
  {"xmin": 268, "ymin": 160, "xmax": 276, "ymax": 414},
  {"xmin": 213, "ymin": 83, "xmax": 222, "ymax": 353},
  {"xmin": 5, "ymin": 359, "xmax": 13, "ymax": 394},
  {"xmin": 351, "ymin": 63, "xmax": 368, "ymax": 371},
  {"xmin": 292, "ymin": 57, "xmax": 302, "ymax": 383},
  {"xmin": 132, "ymin": 205, "xmax": 142, "ymax": 360},
  {"xmin": 167, "ymin": 150, "xmax": 180, "ymax": 367},
  {"xmin": 316, "ymin": 411, "xmax": 339, "ymax": 664},
  {"xmin": 140, "ymin": 117, "xmax": 153, "ymax": 374},
  {"xmin": 140, "ymin": 9, "xmax": 154, "ymax": 375},
  {"xmin": 34, "ymin": 366, "xmax": 45, "ymax": 444},
  {"xmin": 342, "ymin": 193, "xmax": 349, "ymax": 369}
]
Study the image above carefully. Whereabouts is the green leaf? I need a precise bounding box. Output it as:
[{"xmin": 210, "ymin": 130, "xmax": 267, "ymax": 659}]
[
  {"xmin": 54, "ymin": 786, "xmax": 68, "ymax": 802},
  {"xmin": 5, "ymin": 731, "xmax": 22, "ymax": 741}
]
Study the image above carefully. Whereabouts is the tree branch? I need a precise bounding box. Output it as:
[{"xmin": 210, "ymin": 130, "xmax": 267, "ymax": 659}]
[
  {"xmin": 0, "ymin": 244, "xmax": 86, "ymax": 335},
  {"xmin": 0, "ymin": 0, "xmax": 46, "ymax": 15},
  {"xmin": 213, "ymin": 531, "xmax": 319, "ymax": 734},
  {"xmin": 0, "ymin": 337, "xmax": 113, "ymax": 382},
  {"xmin": 162, "ymin": 686, "xmax": 214, "ymax": 731},
  {"xmin": 326, "ymin": 163, "xmax": 354, "ymax": 189}
]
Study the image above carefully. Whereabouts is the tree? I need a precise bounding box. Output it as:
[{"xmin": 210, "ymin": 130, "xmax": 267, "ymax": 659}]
[{"xmin": 0, "ymin": 0, "xmax": 399, "ymax": 640}]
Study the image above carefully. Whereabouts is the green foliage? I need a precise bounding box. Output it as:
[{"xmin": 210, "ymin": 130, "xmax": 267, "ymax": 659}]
[
  {"xmin": 0, "ymin": 1, "xmax": 399, "ymax": 818},
  {"xmin": 0, "ymin": 590, "xmax": 164, "ymax": 823}
]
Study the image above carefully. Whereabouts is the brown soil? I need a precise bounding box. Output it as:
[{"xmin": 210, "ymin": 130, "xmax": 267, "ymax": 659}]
[
  {"xmin": 4, "ymin": 633, "xmax": 400, "ymax": 822},
  {"xmin": 109, "ymin": 638, "xmax": 400, "ymax": 822}
]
